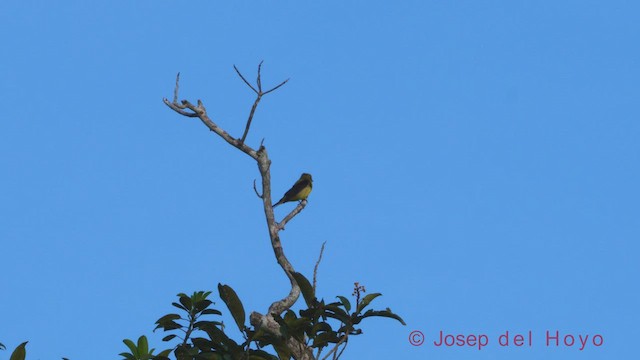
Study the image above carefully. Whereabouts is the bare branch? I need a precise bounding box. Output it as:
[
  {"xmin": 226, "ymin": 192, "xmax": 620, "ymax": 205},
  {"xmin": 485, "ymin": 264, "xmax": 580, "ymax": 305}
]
[
  {"xmin": 173, "ymin": 72, "xmax": 180, "ymax": 103},
  {"xmin": 240, "ymin": 96, "xmax": 262, "ymax": 144},
  {"xmin": 235, "ymin": 62, "xmax": 289, "ymax": 144},
  {"xmin": 263, "ymin": 78, "xmax": 290, "ymax": 95},
  {"xmin": 256, "ymin": 60, "xmax": 263, "ymax": 92},
  {"xmin": 233, "ymin": 65, "xmax": 258, "ymax": 94},
  {"xmin": 248, "ymin": 148, "xmax": 302, "ymax": 323},
  {"xmin": 276, "ymin": 200, "xmax": 308, "ymax": 231},
  {"xmin": 253, "ymin": 179, "xmax": 263, "ymax": 198},
  {"xmin": 165, "ymin": 66, "xmax": 310, "ymax": 359},
  {"xmin": 163, "ymin": 76, "xmax": 259, "ymax": 159},
  {"xmin": 335, "ymin": 340, "xmax": 348, "ymax": 360},
  {"xmin": 163, "ymin": 97, "xmax": 199, "ymax": 117},
  {"xmin": 321, "ymin": 334, "xmax": 349, "ymax": 360},
  {"xmin": 162, "ymin": 73, "xmax": 200, "ymax": 117},
  {"xmin": 313, "ymin": 241, "xmax": 327, "ymax": 293}
]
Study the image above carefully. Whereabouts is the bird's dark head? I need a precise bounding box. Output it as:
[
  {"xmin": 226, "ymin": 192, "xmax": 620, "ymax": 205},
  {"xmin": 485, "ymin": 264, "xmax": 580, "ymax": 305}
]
[{"xmin": 301, "ymin": 173, "xmax": 312, "ymax": 182}]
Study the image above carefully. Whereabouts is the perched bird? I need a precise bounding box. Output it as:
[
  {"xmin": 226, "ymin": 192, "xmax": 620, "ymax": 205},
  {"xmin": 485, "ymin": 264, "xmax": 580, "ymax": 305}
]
[{"xmin": 273, "ymin": 173, "xmax": 313, "ymax": 208}]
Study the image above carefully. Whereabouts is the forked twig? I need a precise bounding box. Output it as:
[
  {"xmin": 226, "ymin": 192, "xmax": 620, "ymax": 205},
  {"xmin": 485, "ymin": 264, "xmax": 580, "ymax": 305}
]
[{"xmin": 234, "ymin": 62, "xmax": 290, "ymax": 144}]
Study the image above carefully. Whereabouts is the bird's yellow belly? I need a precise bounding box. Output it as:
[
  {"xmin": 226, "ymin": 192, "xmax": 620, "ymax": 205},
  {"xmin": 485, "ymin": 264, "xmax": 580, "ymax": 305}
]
[{"xmin": 293, "ymin": 186, "xmax": 312, "ymax": 201}]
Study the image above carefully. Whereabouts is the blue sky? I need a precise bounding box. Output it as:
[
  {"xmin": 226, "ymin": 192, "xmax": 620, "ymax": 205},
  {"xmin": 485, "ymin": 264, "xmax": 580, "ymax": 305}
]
[{"xmin": 1, "ymin": 1, "xmax": 638, "ymax": 359}]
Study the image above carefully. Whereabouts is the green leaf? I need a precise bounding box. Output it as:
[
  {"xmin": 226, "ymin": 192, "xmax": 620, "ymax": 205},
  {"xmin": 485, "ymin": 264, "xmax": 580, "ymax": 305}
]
[
  {"xmin": 291, "ymin": 272, "xmax": 315, "ymax": 307},
  {"xmin": 272, "ymin": 343, "xmax": 292, "ymax": 360},
  {"xmin": 162, "ymin": 334, "xmax": 177, "ymax": 342},
  {"xmin": 154, "ymin": 313, "xmax": 182, "ymax": 331},
  {"xmin": 10, "ymin": 342, "xmax": 28, "ymax": 360},
  {"xmin": 137, "ymin": 336, "xmax": 149, "ymax": 355},
  {"xmin": 199, "ymin": 322, "xmax": 242, "ymax": 353},
  {"xmin": 194, "ymin": 299, "xmax": 213, "ymax": 313},
  {"xmin": 179, "ymin": 294, "xmax": 193, "ymax": 311},
  {"xmin": 201, "ymin": 309, "xmax": 222, "ymax": 316},
  {"xmin": 283, "ymin": 309, "xmax": 297, "ymax": 322},
  {"xmin": 194, "ymin": 320, "xmax": 224, "ymax": 331},
  {"xmin": 358, "ymin": 308, "xmax": 406, "ymax": 325},
  {"xmin": 310, "ymin": 322, "xmax": 333, "ymax": 337},
  {"xmin": 282, "ymin": 311, "xmax": 311, "ymax": 342},
  {"xmin": 123, "ymin": 339, "xmax": 138, "ymax": 357},
  {"xmin": 171, "ymin": 302, "xmax": 188, "ymax": 312},
  {"xmin": 192, "ymin": 291, "xmax": 212, "ymax": 303},
  {"xmin": 155, "ymin": 321, "xmax": 182, "ymax": 332},
  {"xmin": 197, "ymin": 352, "xmax": 222, "ymax": 360},
  {"xmin": 199, "ymin": 321, "xmax": 228, "ymax": 342},
  {"xmin": 311, "ymin": 331, "xmax": 340, "ymax": 348},
  {"xmin": 155, "ymin": 349, "xmax": 173, "ymax": 359},
  {"xmin": 218, "ymin": 283, "xmax": 246, "ymax": 332},
  {"xmin": 173, "ymin": 345, "xmax": 191, "ymax": 360},
  {"xmin": 273, "ymin": 315, "xmax": 289, "ymax": 339},
  {"xmin": 118, "ymin": 352, "xmax": 136, "ymax": 360},
  {"xmin": 156, "ymin": 314, "xmax": 181, "ymax": 323},
  {"xmin": 356, "ymin": 293, "xmax": 382, "ymax": 314},
  {"xmin": 322, "ymin": 303, "xmax": 351, "ymax": 324},
  {"xmin": 336, "ymin": 296, "xmax": 351, "ymax": 313},
  {"xmin": 192, "ymin": 337, "xmax": 214, "ymax": 351},
  {"xmin": 154, "ymin": 313, "xmax": 183, "ymax": 332},
  {"xmin": 247, "ymin": 349, "xmax": 279, "ymax": 360}
]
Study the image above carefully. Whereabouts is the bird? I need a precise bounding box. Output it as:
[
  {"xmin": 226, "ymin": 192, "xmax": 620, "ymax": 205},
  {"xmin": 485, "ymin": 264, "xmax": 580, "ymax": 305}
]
[{"xmin": 273, "ymin": 173, "xmax": 313, "ymax": 208}]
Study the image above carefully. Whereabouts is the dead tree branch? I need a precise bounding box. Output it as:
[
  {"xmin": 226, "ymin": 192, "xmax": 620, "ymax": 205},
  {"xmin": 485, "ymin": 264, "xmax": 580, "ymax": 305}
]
[
  {"xmin": 234, "ymin": 61, "xmax": 290, "ymax": 144},
  {"xmin": 276, "ymin": 199, "xmax": 308, "ymax": 231},
  {"xmin": 163, "ymin": 66, "xmax": 313, "ymax": 359}
]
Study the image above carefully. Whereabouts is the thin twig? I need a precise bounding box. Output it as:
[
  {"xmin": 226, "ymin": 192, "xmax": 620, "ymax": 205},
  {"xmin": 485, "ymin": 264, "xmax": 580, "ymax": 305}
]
[
  {"xmin": 163, "ymin": 97, "xmax": 258, "ymax": 158},
  {"xmin": 263, "ymin": 78, "xmax": 290, "ymax": 95},
  {"xmin": 173, "ymin": 72, "xmax": 180, "ymax": 103},
  {"xmin": 241, "ymin": 96, "xmax": 262, "ymax": 144},
  {"xmin": 233, "ymin": 65, "xmax": 258, "ymax": 94},
  {"xmin": 321, "ymin": 335, "xmax": 348, "ymax": 360},
  {"xmin": 162, "ymin": 97, "xmax": 198, "ymax": 117},
  {"xmin": 235, "ymin": 62, "xmax": 290, "ymax": 144},
  {"xmin": 276, "ymin": 200, "xmax": 308, "ymax": 231},
  {"xmin": 256, "ymin": 60, "xmax": 263, "ymax": 92},
  {"xmin": 253, "ymin": 179, "xmax": 263, "ymax": 198},
  {"xmin": 313, "ymin": 242, "xmax": 327, "ymax": 293},
  {"xmin": 334, "ymin": 340, "xmax": 348, "ymax": 360}
]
